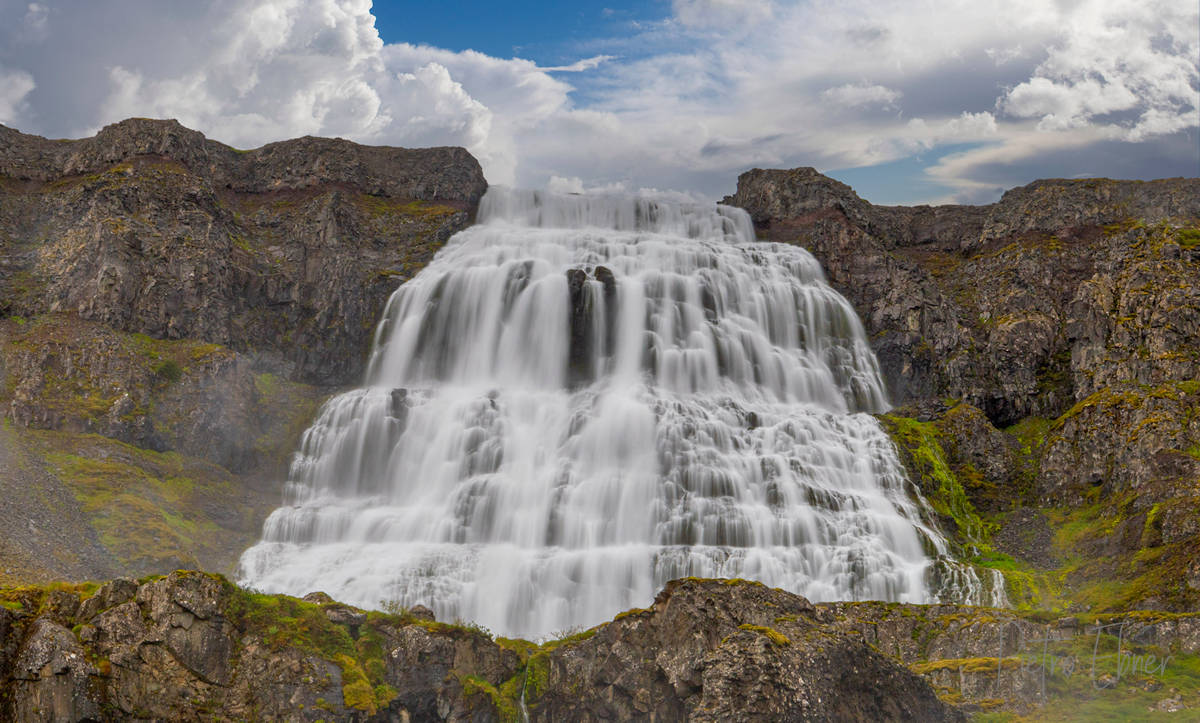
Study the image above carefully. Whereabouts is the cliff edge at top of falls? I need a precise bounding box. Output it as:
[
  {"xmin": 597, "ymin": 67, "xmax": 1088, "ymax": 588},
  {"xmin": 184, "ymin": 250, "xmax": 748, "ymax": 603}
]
[
  {"xmin": 0, "ymin": 119, "xmax": 486, "ymax": 585},
  {"xmin": 0, "ymin": 117, "xmax": 486, "ymax": 203}
]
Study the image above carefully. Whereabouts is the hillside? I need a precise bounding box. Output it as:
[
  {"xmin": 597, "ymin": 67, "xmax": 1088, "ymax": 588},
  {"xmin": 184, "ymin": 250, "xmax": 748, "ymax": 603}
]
[{"xmin": 0, "ymin": 119, "xmax": 486, "ymax": 583}]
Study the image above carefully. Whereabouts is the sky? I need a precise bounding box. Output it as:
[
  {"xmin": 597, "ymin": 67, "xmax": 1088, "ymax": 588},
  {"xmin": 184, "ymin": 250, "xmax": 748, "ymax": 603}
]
[{"xmin": 0, "ymin": 0, "xmax": 1196, "ymax": 205}]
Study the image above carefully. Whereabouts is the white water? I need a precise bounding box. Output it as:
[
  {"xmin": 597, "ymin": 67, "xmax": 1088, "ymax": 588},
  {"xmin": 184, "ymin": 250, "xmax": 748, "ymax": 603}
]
[{"xmin": 238, "ymin": 188, "xmax": 997, "ymax": 638}]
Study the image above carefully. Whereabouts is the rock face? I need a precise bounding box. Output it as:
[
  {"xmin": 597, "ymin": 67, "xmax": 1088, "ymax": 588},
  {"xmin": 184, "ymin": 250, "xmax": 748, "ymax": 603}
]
[
  {"xmin": 724, "ymin": 168, "xmax": 1200, "ymax": 613},
  {"xmin": 534, "ymin": 578, "xmax": 961, "ymax": 722},
  {"xmin": 0, "ymin": 573, "xmax": 964, "ymax": 722},
  {"xmin": 723, "ymin": 168, "xmax": 1200, "ymax": 427},
  {"xmin": 6, "ymin": 574, "xmax": 1200, "ymax": 721},
  {"xmin": 0, "ymin": 118, "xmax": 487, "ymax": 583},
  {"xmin": 0, "ymin": 118, "xmax": 485, "ymax": 387}
]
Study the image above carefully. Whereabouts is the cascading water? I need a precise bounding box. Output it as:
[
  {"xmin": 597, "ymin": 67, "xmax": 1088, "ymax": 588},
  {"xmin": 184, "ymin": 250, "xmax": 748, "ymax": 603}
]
[{"xmin": 238, "ymin": 187, "xmax": 1000, "ymax": 638}]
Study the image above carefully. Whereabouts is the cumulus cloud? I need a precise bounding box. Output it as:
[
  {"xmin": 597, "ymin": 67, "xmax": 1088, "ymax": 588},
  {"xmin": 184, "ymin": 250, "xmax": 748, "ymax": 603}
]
[
  {"xmin": 0, "ymin": 0, "xmax": 1194, "ymax": 203},
  {"xmin": 1000, "ymin": 0, "xmax": 1199, "ymax": 142},
  {"xmin": 97, "ymin": 0, "xmax": 393, "ymax": 147}
]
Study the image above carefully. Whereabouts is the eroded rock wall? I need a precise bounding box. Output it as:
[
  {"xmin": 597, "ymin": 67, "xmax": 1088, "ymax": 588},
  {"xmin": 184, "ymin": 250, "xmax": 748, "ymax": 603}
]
[{"xmin": 0, "ymin": 574, "xmax": 963, "ymax": 723}]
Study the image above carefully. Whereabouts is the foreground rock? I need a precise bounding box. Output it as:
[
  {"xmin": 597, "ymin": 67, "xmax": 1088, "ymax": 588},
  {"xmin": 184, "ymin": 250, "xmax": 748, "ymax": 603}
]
[
  {"xmin": 6, "ymin": 573, "xmax": 1200, "ymax": 721},
  {"xmin": 0, "ymin": 573, "xmax": 964, "ymax": 722},
  {"xmin": 533, "ymin": 578, "xmax": 959, "ymax": 722}
]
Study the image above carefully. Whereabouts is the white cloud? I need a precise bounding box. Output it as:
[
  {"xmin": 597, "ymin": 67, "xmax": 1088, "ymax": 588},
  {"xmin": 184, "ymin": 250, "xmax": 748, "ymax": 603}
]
[
  {"xmin": 542, "ymin": 55, "xmax": 616, "ymax": 73},
  {"xmin": 821, "ymin": 83, "xmax": 901, "ymax": 109},
  {"xmin": 1000, "ymin": 0, "xmax": 1199, "ymax": 142},
  {"xmin": 0, "ymin": 65, "xmax": 35, "ymax": 125},
  {"xmin": 22, "ymin": 3, "xmax": 49, "ymax": 41},
  {"xmin": 672, "ymin": 0, "xmax": 774, "ymax": 29}
]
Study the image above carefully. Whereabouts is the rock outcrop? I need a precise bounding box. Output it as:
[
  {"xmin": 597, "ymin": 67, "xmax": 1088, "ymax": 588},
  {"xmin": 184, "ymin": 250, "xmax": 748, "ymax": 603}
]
[
  {"xmin": 5, "ymin": 573, "xmax": 1200, "ymax": 721},
  {"xmin": 0, "ymin": 573, "xmax": 966, "ymax": 722},
  {"xmin": 0, "ymin": 118, "xmax": 486, "ymax": 387},
  {"xmin": 723, "ymin": 168, "xmax": 1200, "ymax": 426}
]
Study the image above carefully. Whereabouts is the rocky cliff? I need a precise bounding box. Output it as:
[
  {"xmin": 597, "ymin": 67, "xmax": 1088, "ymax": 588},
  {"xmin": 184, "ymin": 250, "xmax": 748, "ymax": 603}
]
[
  {"xmin": 3, "ymin": 121, "xmax": 1200, "ymax": 720},
  {"xmin": 0, "ymin": 119, "xmax": 486, "ymax": 584},
  {"xmin": 724, "ymin": 168, "xmax": 1200, "ymax": 615},
  {"xmin": 0, "ymin": 117, "xmax": 485, "ymax": 387},
  {"xmin": 0, "ymin": 573, "xmax": 966, "ymax": 722},
  {"xmin": 5, "ymin": 573, "xmax": 1199, "ymax": 721}
]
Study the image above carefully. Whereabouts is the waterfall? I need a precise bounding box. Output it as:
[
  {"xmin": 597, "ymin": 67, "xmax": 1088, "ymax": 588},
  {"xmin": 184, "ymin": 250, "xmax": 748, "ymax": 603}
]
[{"xmin": 238, "ymin": 187, "xmax": 985, "ymax": 638}]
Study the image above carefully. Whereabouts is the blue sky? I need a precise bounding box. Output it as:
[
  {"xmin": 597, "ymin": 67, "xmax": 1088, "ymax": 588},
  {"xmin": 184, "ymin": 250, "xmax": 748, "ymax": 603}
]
[
  {"xmin": 372, "ymin": 1, "xmax": 665, "ymax": 64},
  {"xmin": 0, "ymin": 0, "xmax": 1196, "ymax": 205}
]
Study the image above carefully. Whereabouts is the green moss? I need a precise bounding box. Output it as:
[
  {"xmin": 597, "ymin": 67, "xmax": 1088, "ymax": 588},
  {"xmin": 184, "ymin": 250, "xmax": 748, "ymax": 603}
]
[
  {"xmin": 495, "ymin": 637, "xmax": 537, "ymax": 661},
  {"xmin": 228, "ymin": 590, "xmax": 356, "ymax": 657},
  {"xmin": 722, "ymin": 578, "xmax": 767, "ymax": 588},
  {"xmin": 28, "ymin": 429, "xmax": 244, "ymax": 574},
  {"xmin": 153, "ymin": 359, "xmax": 183, "ymax": 383},
  {"xmin": 524, "ymin": 651, "xmax": 551, "ymax": 702},
  {"xmin": 7, "ymin": 314, "xmax": 231, "ymax": 427},
  {"xmin": 880, "ymin": 414, "xmax": 991, "ymax": 545},
  {"xmin": 1005, "ymin": 416, "xmax": 1053, "ymax": 456},
  {"xmin": 333, "ymin": 654, "xmax": 395, "ymax": 714},
  {"xmin": 1175, "ymin": 227, "xmax": 1200, "ymax": 249},
  {"xmin": 613, "ymin": 607, "xmax": 651, "ymax": 621},
  {"xmin": 738, "ymin": 623, "xmax": 791, "ymax": 646},
  {"xmin": 460, "ymin": 674, "xmax": 520, "ymax": 723},
  {"xmin": 541, "ymin": 626, "xmax": 598, "ymax": 650},
  {"xmin": 912, "ymin": 656, "xmax": 1018, "ymax": 675}
]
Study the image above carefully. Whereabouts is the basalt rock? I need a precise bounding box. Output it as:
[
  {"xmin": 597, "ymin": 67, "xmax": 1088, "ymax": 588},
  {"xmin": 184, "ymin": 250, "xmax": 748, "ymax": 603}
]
[
  {"xmin": 0, "ymin": 573, "xmax": 964, "ymax": 722},
  {"xmin": 723, "ymin": 168, "xmax": 1200, "ymax": 426},
  {"xmin": 533, "ymin": 578, "xmax": 962, "ymax": 722},
  {"xmin": 0, "ymin": 118, "xmax": 486, "ymax": 387},
  {"xmin": 725, "ymin": 169, "xmax": 1200, "ymax": 593},
  {"xmin": 9, "ymin": 573, "xmax": 1200, "ymax": 720},
  {"xmin": 0, "ymin": 119, "xmax": 487, "ymax": 582}
]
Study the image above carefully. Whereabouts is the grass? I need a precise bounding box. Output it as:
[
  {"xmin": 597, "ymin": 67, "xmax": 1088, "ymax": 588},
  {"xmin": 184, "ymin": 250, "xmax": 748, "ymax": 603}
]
[
  {"xmin": 961, "ymin": 630, "xmax": 1200, "ymax": 721},
  {"xmin": 28, "ymin": 429, "xmax": 250, "ymax": 574},
  {"xmin": 1175, "ymin": 227, "xmax": 1200, "ymax": 249}
]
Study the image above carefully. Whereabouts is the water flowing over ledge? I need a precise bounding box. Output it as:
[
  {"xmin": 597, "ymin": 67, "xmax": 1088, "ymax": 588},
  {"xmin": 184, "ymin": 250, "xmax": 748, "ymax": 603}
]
[{"xmin": 238, "ymin": 187, "xmax": 999, "ymax": 638}]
